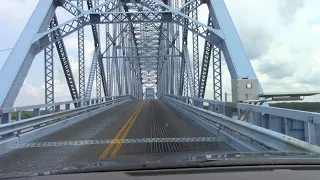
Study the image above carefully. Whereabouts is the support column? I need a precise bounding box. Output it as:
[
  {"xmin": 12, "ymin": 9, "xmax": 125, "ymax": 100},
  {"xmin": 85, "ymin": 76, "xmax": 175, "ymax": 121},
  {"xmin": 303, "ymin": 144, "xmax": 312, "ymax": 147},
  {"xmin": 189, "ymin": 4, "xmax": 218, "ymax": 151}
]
[
  {"xmin": 105, "ymin": 23, "xmax": 111, "ymax": 96},
  {"xmin": 110, "ymin": 24, "xmax": 117, "ymax": 96},
  {"xmin": 77, "ymin": 0, "xmax": 85, "ymax": 105},
  {"xmin": 191, "ymin": 1, "xmax": 199, "ymax": 97},
  {"xmin": 44, "ymin": 19, "xmax": 54, "ymax": 114},
  {"xmin": 213, "ymin": 46, "xmax": 222, "ymax": 101},
  {"xmin": 96, "ymin": 56, "xmax": 102, "ymax": 99}
]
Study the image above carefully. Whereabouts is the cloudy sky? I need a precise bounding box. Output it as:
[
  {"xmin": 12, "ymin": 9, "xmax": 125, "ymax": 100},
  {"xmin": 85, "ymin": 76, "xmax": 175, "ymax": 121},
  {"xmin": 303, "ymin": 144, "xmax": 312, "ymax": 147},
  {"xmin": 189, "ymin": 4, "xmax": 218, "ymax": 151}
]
[{"xmin": 0, "ymin": 0, "xmax": 319, "ymax": 106}]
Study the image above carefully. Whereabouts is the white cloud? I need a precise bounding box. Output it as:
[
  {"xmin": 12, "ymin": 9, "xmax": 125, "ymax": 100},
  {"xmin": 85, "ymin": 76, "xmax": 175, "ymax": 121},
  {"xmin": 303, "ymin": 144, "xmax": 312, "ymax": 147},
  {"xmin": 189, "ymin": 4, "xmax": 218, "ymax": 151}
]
[
  {"xmin": 15, "ymin": 81, "xmax": 43, "ymax": 106},
  {"xmin": 202, "ymin": 0, "xmax": 320, "ymax": 102}
]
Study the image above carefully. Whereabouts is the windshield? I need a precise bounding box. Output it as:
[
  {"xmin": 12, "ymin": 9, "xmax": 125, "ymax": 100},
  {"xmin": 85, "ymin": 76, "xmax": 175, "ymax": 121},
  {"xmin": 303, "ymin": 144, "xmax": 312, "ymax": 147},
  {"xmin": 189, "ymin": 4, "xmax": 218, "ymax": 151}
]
[{"xmin": 1, "ymin": 0, "xmax": 320, "ymax": 179}]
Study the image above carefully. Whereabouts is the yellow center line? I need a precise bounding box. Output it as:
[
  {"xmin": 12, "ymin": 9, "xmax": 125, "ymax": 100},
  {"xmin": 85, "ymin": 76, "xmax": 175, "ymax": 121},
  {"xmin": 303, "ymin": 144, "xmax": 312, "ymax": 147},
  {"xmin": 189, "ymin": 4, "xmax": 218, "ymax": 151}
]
[
  {"xmin": 98, "ymin": 101, "xmax": 143, "ymax": 159},
  {"xmin": 98, "ymin": 101, "xmax": 144, "ymax": 160},
  {"xmin": 110, "ymin": 100, "xmax": 146, "ymax": 157}
]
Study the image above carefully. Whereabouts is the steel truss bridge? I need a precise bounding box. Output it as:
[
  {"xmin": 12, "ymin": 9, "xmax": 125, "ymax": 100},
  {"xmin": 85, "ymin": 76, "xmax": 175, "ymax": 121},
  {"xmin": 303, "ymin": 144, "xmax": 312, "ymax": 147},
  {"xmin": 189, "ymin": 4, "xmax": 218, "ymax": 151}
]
[{"xmin": 0, "ymin": 0, "xmax": 320, "ymax": 176}]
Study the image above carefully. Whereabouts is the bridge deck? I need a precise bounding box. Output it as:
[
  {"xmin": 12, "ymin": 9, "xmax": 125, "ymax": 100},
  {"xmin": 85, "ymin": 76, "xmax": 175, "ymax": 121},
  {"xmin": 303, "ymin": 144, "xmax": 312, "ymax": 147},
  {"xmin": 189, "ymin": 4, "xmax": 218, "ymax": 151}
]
[{"xmin": 0, "ymin": 100, "xmax": 234, "ymax": 176}]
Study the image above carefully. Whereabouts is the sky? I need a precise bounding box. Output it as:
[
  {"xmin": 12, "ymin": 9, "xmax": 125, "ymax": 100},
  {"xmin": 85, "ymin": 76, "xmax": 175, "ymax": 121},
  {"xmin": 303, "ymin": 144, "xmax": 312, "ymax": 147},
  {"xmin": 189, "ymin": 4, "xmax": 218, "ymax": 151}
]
[{"xmin": 0, "ymin": 0, "xmax": 319, "ymax": 106}]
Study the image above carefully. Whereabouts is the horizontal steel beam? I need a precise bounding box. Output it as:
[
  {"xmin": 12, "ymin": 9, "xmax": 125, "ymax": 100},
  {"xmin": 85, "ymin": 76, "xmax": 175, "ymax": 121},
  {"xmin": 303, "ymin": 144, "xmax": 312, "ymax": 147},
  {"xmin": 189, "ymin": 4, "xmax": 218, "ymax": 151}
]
[
  {"xmin": 104, "ymin": 55, "xmax": 181, "ymax": 58},
  {"xmin": 121, "ymin": 46, "xmax": 162, "ymax": 49}
]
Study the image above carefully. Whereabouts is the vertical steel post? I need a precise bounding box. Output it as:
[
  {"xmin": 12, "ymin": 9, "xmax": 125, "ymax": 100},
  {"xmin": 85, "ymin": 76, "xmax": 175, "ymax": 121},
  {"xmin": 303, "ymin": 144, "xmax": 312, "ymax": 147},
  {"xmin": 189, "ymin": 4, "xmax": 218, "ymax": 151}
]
[
  {"xmin": 213, "ymin": 46, "xmax": 222, "ymax": 101},
  {"xmin": 110, "ymin": 23, "xmax": 118, "ymax": 96},
  {"xmin": 95, "ymin": 0, "xmax": 101, "ymax": 99},
  {"xmin": 77, "ymin": 0, "xmax": 85, "ymax": 105},
  {"xmin": 96, "ymin": 55, "xmax": 102, "ymax": 99},
  {"xmin": 198, "ymin": 16, "xmax": 213, "ymax": 98},
  {"xmin": 44, "ymin": 19, "xmax": 54, "ymax": 114},
  {"xmin": 191, "ymin": 0, "xmax": 199, "ymax": 97},
  {"xmin": 174, "ymin": 0, "xmax": 180, "ymax": 95},
  {"xmin": 105, "ymin": 23, "xmax": 111, "ymax": 96}
]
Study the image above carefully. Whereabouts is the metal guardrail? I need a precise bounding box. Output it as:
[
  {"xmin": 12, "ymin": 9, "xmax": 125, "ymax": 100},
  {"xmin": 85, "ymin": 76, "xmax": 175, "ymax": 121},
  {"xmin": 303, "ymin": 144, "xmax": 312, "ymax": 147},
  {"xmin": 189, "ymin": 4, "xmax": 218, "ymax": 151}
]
[
  {"xmin": 162, "ymin": 94, "xmax": 320, "ymax": 151},
  {"xmin": 0, "ymin": 95, "xmax": 131, "ymax": 124},
  {"xmin": 237, "ymin": 103, "xmax": 320, "ymax": 145},
  {"xmin": 0, "ymin": 96, "xmax": 132, "ymax": 139}
]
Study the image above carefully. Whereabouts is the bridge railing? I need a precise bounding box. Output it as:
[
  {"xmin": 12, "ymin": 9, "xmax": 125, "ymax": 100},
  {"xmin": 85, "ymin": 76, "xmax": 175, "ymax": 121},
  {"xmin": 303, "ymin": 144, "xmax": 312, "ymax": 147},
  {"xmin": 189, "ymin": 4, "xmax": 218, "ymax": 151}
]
[
  {"xmin": 0, "ymin": 95, "xmax": 132, "ymax": 124},
  {"xmin": 163, "ymin": 94, "xmax": 320, "ymax": 146},
  {"xmin": 0, "ymin": 95, "xmax": 133, "ymax": 154}
]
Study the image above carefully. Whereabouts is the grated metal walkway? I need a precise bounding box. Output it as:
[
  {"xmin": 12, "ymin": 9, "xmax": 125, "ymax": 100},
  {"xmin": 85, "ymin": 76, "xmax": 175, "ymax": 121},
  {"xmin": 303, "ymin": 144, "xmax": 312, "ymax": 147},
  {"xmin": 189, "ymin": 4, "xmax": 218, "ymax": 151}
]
[
  {"xmin": 0, "ymin": 100, "xmax": 234, "ymax": 177},
  {"xmin": 116, "ymin": 100, "xmax": 233, "ymax": 156}
]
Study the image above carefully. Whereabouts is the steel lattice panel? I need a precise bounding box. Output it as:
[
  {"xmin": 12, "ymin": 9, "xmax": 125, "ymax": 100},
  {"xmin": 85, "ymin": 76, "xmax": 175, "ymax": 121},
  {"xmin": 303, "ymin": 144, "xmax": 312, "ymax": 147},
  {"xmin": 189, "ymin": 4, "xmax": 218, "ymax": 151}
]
[{"xmin": 52, "ymin": 16, "xmax": 79, "ymax": 104}]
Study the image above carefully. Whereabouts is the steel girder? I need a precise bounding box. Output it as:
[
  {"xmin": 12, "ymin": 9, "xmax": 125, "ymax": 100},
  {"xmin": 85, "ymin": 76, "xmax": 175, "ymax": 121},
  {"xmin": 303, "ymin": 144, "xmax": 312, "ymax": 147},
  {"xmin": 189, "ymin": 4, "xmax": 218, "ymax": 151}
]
[
  {"xmin": 198, "ymin": 16, "xmax": 213, "ymax": 98},
  {"xmin": 96, "ymin": 57, "xmax": 102, "ymax": 98},
  {"xmin": 173, "ymin": 0, "xmax": 180, "ymax": 95},
  {"xmin": 101, "ymin": 24, "xmax": 130, "ymax": 56},
  {"xmin": 0, "ymin": 0, "xmax": 264, "ymax": 108},
  {"xmin": 114, "ymin": 24, "xmax": 122, "ymax": 96},
  {"xmin": 183, "ymin": 58, "xmax": 188, "ymax": 96},
  {"xmin": 184, "ymin": 45, "xmax": 195, "ymax": 97},
  {"xmin": 116, "ymin": 47, "xmax": 122, "ymax": 95},
  {"xmin": 85, "ymin": 47, "xmax": 100, "ymax": 99},
  {"xmin": 206, "ymin": 0, "xmax": 263, "ymax": 92},
  {"xmin": 138, "ymin": 22, "xmax": 160, "ymax": 88},
  {"xmin": 78, "ymin": 0, "xmax": 86, "ymax": 104},
  {"xmin": 44, "ymin": 19, "xmax": 55, "ymax": 114},
  {"xmin": 105, "ymin": 56, "xmax": 111, "ymax": 96},
  {"xmin": 120, "ymin": 5, "xmax": 144, "ymax": 90},
  {"xmin": 213, "ymin": 46, "xmax": 222, "ymax": 101},
  {"xmin": 119, "ymin": 23, "xmax": 126, "ymax": 95},
  {"xmin": 179, "ymin": 0, "xmax": 189, "ymax": 96},
  {"xmin": 169, "ymin": 0, "xmax": 175, "ymax": 95},
  {"xmin": 34, "ymin": 5, "xmax": 223, "ymax": 53},
  {"xmin": 87, "ymin": 0, "xmax": 101, "ymax": 47},
  {"xmin": 105, "ymin": 23, "xmax": 111, "ymax": 96},
  {"xmin": 59, "ymin": 0, "xmax": 83, "ymax": 16},
  {"xmin": 110, "ymin": 23, "xmax": 117, "ymax": 96},
  {"xmin": 123, "ymin": 0, "xmax": 263, "ymax": 79},
  {"xmin": 52, "ymin": 16, "xmax": 79, "ymax": 105},
  {"xmin": 0, "ymin": 0, "xmax": 56, "ymax": 108},
  {"xmin": 87, "ymin": 0, "xmax": 108, "ymax": 98},
  {"xmin": 170, "ymin": 47, "xmax": 175, "ymax": 95},
  {"xmin": 179, "ymin": 52, "xmax": 186, "ymax": 96},
  {"xmin": 88, "ymin": 0, "xmax": 102, "ymax": 99},
  {"xmin": 105, "ymin": 54, "xmax": 180, "ymax": 58},
  {"xmin": 124, "ymin": 60, "xmax": 129, "ymax": 95},
  {"xmin": 191, "ymin": 0, "xmax": 199, "ymax": 98}
]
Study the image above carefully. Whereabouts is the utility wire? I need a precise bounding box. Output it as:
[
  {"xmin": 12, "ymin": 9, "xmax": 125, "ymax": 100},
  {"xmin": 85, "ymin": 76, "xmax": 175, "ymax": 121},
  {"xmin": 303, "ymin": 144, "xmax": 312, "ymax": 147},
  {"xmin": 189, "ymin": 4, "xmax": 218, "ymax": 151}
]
[{"xmin": 0, "ymin": 48, "xmax": 13, "ymax": 53}]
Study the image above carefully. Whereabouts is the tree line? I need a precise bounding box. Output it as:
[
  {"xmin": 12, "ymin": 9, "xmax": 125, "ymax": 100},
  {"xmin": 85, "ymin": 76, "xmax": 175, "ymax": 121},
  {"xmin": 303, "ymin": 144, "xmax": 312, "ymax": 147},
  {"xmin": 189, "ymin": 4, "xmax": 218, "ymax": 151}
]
[{"xmin": 270, "ymin": 102, "xmax": 320, "ymax": 112}]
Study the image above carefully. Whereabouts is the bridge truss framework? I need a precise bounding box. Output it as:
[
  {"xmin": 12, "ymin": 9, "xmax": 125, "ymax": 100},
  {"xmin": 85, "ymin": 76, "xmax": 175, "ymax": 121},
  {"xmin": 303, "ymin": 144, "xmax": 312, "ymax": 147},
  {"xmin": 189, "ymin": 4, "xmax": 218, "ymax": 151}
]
[
  {"xmin": 2, "ymin": 0, "xmax": 320, "ymax": 163},
  {"xmin": 0, "ymin": 0, "xmax": 261, "ymax": 108}
]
